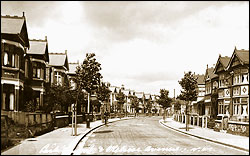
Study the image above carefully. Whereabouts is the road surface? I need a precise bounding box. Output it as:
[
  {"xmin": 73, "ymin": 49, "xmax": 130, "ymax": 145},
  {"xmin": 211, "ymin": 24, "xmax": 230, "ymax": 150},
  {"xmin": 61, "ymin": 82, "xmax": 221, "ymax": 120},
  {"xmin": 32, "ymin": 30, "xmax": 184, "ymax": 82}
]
[{"xmin": 73, "ymin": 116, "xmax": 248, "ymax": 155}]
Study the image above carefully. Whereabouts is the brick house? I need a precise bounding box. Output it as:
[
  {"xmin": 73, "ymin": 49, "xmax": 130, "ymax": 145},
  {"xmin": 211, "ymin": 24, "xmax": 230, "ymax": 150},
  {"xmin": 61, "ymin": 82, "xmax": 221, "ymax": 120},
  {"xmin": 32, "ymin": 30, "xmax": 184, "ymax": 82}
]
[
  {"xmin": 48, "ymin": 51, "xmax": 69, "ymax": 86},
  {"xmin": 214, "ymin": 55, "xmax": 231, "ymax": 118},
  {"xmin": 214, "ymin": 48, "xmax": 249, "ymax": 136},
  {"xmin": 26, "ymin": 37, "xmax": 49, "ymax": 111},
  {"xmin": 1, "ymin": 13, "xmax": 30, "ymax": 112},
  {"xmin": 191, "ymin": 74, "xmax": 205, "ymax": 116},
  {"xmin": 204, "ymin": 65, "xmax": 219, "ymax": 118},
  {"xmin": 226, "ymin": 47, "xmax": 249, "ymax": 122}
]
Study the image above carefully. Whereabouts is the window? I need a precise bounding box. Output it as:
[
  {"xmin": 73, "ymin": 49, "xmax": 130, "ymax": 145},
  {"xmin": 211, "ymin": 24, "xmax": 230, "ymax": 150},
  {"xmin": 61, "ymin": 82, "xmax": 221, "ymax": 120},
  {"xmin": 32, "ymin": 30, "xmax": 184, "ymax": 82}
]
[
  {"xmin": 55, "ymin": 71, "xmax": 62, "ymax": 85},
  {"xmin": 218, "ymin": 100, "xmax": 224, "ymax": 114},
  {"xmin": 4, "ymin": 52, "xmax": 8, "ymax": 65},
  {"xmin": 33, "ymin": 62, "xmax": 44, "ymax": 79},
  {"xmin": 9, "ymin": 93, "xmax": 14, "ymax": 110},
  {"xmin": 3, "ymin": 44, "xmax": 20, "ymax": 68},
  {"xmin": 233, "ymin": 98, "xmax": 241, "ymax": 115},
  {"xmin": 242, "ymin": 74, "xmax": 248, "ymax": 84}
]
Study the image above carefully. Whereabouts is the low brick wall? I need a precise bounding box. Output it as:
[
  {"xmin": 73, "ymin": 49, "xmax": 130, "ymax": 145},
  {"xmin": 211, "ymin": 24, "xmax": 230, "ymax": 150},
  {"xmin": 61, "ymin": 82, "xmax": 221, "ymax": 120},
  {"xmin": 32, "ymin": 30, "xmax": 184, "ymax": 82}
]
[
  {"xmin": 215, "ymin": 120, "xmax": 249, "ymax": 137},
  {"xmin": 55, "ymin": 115, "xmax": 84, "ymax": 128}
]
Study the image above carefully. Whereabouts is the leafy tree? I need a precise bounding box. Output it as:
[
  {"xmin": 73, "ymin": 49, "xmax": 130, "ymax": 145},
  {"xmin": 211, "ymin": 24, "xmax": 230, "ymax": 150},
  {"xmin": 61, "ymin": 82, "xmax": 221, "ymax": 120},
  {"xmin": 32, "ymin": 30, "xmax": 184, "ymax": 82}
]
[
  {"xmin": 145, "ymin": 99, "xmax": 153, "ymax": 113},
  {"xmin": 157, "ymin": 89, "xmax": 172, "ymax": 120},
  {"xmin": 130, "ymin": 95, "xmax": 139, "ymax": 113},
  {"xmin": 157, "ymin": 89, "xmax": 172, "ymax": 109},
  {"xmin": 75, "ymin": 53, "xmax": 102, "ymax": 94},
  {"xmin": 75, "ymin": 53, "xmax": 102, "ymax": 117},
  {"xmin": 178, "ymin": 71, "xmax": 198, "ymax": 131},
  {"xmin": 96, "ymin": 82, "xmax": 111, "ymax": 104},
  {"xmin": 115, "ymin": 90, "xmax": 126, "ymax": 113},
  {"xmin": 43, "ymin": 83, "xmax": 72, "ymax": 114}
]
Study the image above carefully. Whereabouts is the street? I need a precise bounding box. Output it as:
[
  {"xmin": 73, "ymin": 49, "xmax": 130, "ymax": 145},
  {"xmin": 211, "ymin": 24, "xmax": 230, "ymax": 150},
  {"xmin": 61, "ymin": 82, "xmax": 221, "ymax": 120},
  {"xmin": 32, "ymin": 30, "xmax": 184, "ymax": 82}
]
[{"xmin": 73, "ymin": 116, "xmax": 248, "ymax": 155}]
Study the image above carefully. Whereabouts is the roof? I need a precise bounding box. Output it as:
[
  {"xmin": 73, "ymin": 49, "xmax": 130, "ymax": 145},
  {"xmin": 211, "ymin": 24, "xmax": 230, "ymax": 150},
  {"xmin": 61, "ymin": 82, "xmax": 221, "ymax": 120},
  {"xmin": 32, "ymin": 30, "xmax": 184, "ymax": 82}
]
[
  {"xmin": 135, "ymin": 92, "xmax": 144, "ymax": 99},
  {"xmin": 214, "ymin": 55, "xmax": 231, "ymax": 73},
  {"xmin": 235, "ymin": 49, "xmax": 249, "ymax": 64},
  {"xmin": 68, "ymin": 63, "xmax": 79, "ymax": 74},
  {"xmin": 1, "ymin": 15, "xmax": 24, "ymax": 34},
  {"xmin": 27, "ymin": 39, "xmax": 49, "ymax": 62},
  {"xmin": 220, "ymin": 56, "xmax": 231, "ymax": 68},
  {"xmin": 227, "ymin": 48, "xmax": 249, "ymax": 70},
  {"xmin": 48, "ymin": 53, "xmax": 69, "ymax": 70},
  {"xmin": 205, "ymin": 67, "xmax": 218, "ymax": 81},
  {"xmin": 109, "ymin": 86, "xmax": 116, "ymax": 93},
  {"xmin": 1, "ymin": 14, "xmax": 29, "ymax": 48},
  {"xmin": 122, "ymin": 89, "xmax": 130, "ymax": 96},
  {"xmin": 144, "ymin": 94, "xmax": 151, "ymax": 100},
  {"xmin": 195, "ymin": 74, "xmax": 205, "ymax": 84}
]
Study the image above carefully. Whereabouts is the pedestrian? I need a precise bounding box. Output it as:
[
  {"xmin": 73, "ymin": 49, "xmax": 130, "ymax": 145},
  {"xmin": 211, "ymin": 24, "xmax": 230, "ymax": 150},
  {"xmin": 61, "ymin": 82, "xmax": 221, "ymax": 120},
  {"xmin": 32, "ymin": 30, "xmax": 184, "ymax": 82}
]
[{"xmin": 104, "ymin": 110, "xmax": 109, "ymax": 125}]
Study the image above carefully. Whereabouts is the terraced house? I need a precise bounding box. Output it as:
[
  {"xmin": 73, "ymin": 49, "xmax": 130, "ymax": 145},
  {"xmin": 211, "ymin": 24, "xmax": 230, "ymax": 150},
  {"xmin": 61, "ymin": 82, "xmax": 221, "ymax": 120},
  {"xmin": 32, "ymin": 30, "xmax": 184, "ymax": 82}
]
[
  {"xmin": 1, "ymin": 13, "xmax": 29, "ymax": 112},
  {"xmin": 191, "ymin": 74, "xmax": 205, "ymax": 116},
  {"xmin": 48, "ymin": 51, "xmax": 69, "ymax": 86},
  {"xmin": 26, "ymin": 37, "xmax": 49, "ymax": 110},
  {"xmin": 204, "ymin": 65, "xmax": 219, "ymax": 119},
  {"xmin": 214, "ymin": 47, "xmax": 249, "ymax": 136}
]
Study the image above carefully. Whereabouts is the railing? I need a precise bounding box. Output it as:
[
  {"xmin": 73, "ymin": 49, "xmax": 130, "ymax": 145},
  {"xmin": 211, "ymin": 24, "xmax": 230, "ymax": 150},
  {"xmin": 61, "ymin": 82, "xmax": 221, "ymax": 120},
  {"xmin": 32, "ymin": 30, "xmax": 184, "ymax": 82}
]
[{"xmin": 173, "ymin": 114, "xmax": 209, "ymax": 128}]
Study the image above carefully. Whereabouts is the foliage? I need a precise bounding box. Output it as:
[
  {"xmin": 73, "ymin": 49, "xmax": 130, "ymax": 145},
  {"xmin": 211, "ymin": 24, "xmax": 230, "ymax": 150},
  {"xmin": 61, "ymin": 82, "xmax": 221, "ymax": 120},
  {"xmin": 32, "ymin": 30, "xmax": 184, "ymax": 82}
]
[
  {"xmin": 75, "ymin": 53, "xmax": 102, "ymax": 94},
  {"xmin": 43, "ymin": 83, "xmax": 73, "ymax": 113},
  {"xmin": 173, "ymin": 99, "xmax": 182, "ymax": 111},
  {"xmin": 115, "ymin": 90, "xmax": 126, "ymax": 112},
  {"xmin": 145, "ymin": 99, "xmax": 153, "ymax": 113},
  {"xmin": 23, "ymin": 85, "xmax": 35, "ymax": 112},
  {"xmin": 130, "ymin": 95, "xmax": 139, "ymax": 112},
  {"xmin": 156, "ymin": 89, "xmax": 172, "ymax": 109},
  {"xmin": 178, "ymin": 71, "xmax": 198, "ymax": 102},
  {"xmin": 96, "ymin": 82, "xmax": 111, "ymax": 103}
]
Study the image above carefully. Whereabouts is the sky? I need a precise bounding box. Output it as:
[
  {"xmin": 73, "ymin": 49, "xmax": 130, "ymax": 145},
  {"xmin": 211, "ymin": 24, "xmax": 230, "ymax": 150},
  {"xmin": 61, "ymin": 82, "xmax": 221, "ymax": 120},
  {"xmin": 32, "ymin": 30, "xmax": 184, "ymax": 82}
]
[{"xmin": 1, "ymin": 1, "xmax": 249, "ymax": 97}]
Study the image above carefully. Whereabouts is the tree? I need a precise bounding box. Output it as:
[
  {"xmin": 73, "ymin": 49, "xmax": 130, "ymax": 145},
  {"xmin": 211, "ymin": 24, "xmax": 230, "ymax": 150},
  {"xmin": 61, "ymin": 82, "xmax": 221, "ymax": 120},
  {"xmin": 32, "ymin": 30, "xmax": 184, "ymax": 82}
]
[
  {"xmin": 96, "ymin": 82, "xmax": 111, "ymax": 104},
  {"xmin": 178, "ymin": 71, "xmax": 198, "ymax": 131},
  {"xmin": 130, "ymin": 95, "xmax": 139, "ymax": 114},
  {"xmin": 157, "ymin": 89, "xmax": 172, "ymax": 121},
  {"xmin": 75, "ymin": 53, "xmax": 102, "ymax": 94},
  {"xmin": 75, "ymin": 53, "xmax": 102, "ymax": 127},
  {"xmin": 115, "ymin": 90, "xmax": 126, "ymax": 113},
  {"xmin": 43, "ymin": 83, "xmax": 72, "ymax": 114},
  {"xmin": 157, "ymin": 89, "xmax": 172, "ymax": 109},
  {"xmin": 145, "ymin": 99, "xmax": 153, "ymax": 114}
]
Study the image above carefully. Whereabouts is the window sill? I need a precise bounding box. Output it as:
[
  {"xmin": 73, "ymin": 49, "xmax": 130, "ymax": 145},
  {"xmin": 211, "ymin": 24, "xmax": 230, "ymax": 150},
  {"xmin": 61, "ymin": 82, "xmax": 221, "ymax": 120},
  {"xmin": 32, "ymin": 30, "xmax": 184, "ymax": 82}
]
[
  {"xmin": 2, "ymin": 66, "xmax": 19, "ymax": 71},
  {"xmin": 33, "ymin": 78, "xmax": 45, "ymax": 81}
]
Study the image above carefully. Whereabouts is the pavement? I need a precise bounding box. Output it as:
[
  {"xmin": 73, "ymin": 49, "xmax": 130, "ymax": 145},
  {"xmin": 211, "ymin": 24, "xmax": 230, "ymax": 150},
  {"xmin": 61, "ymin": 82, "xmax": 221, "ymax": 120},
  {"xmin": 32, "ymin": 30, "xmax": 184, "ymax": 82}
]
[
  {"xmin": 1, "ymin": 117, "xmax": 133, "ymax": 155},
  {"xmin": 159, "ymin": 117, "xmax": 249, "ymax": 152},
  {"xmin": 2, "ymin": 116, "xmax": 248, "ymax": 155}
]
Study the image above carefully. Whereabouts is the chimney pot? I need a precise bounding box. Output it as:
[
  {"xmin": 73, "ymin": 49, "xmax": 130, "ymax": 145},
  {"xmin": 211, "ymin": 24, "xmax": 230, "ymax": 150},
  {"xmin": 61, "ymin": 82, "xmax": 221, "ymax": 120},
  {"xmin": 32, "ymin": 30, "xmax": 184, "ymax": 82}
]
[
  {"xmin": 23, "ymin": 12, "xmax": 25, "ymax": 17},
  {"xmin": 65, "ymin": 50, "xmax": 67, "ymax": 55},
  {"xmin": 45, "ymin": 36, "xmax": 47, "ymax": 41}
]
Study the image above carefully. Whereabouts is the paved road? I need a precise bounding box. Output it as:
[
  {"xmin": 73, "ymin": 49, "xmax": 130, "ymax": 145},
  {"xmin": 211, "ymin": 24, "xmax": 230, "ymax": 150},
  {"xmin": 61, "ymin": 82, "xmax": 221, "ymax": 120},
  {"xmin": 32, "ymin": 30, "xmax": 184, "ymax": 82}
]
[{"xmin": 73, "ymin": 116, "xmax": 248, "ymax": 155}]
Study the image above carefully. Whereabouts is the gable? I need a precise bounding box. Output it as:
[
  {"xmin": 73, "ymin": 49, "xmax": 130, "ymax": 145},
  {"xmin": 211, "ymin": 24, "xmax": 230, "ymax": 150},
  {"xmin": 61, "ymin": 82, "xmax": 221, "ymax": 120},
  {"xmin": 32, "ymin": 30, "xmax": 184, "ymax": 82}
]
[{"xmin": 1, "ymin": 15, "xmax": 29, "ymax": 48}]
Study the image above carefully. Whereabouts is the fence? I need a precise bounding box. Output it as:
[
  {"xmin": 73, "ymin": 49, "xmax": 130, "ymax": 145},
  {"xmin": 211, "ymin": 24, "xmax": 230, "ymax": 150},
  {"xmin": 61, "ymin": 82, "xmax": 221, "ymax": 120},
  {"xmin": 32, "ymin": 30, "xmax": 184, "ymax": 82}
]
[{"xmin": 173, "ymin": 114, "xmax": 209, "ymax": 128}]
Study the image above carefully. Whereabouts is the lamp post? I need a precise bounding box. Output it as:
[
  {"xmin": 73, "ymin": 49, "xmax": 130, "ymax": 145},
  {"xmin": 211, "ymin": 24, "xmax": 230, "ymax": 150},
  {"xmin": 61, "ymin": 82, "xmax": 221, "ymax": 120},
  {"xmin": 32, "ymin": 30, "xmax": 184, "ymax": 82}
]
[{"xmin": 86, "ymin": 92, "xmax": 90, "ymax": 128}]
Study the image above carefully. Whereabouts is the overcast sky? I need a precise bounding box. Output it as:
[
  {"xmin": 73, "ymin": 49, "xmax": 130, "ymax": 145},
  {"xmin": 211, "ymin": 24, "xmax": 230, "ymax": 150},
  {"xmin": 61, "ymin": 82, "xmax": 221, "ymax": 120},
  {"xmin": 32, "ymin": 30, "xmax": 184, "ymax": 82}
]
[{"xmin": 1, "ymin": 1, "xmax": 249, "ymax": 97}]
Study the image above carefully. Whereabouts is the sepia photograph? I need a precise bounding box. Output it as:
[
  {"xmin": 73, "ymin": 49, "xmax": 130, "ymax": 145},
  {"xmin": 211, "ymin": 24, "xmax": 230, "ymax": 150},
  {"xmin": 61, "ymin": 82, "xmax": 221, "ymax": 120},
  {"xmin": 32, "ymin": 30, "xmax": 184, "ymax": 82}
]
[{"xmin": 1, "ymin": 1, "xmax": 249, "ymax": 155}]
